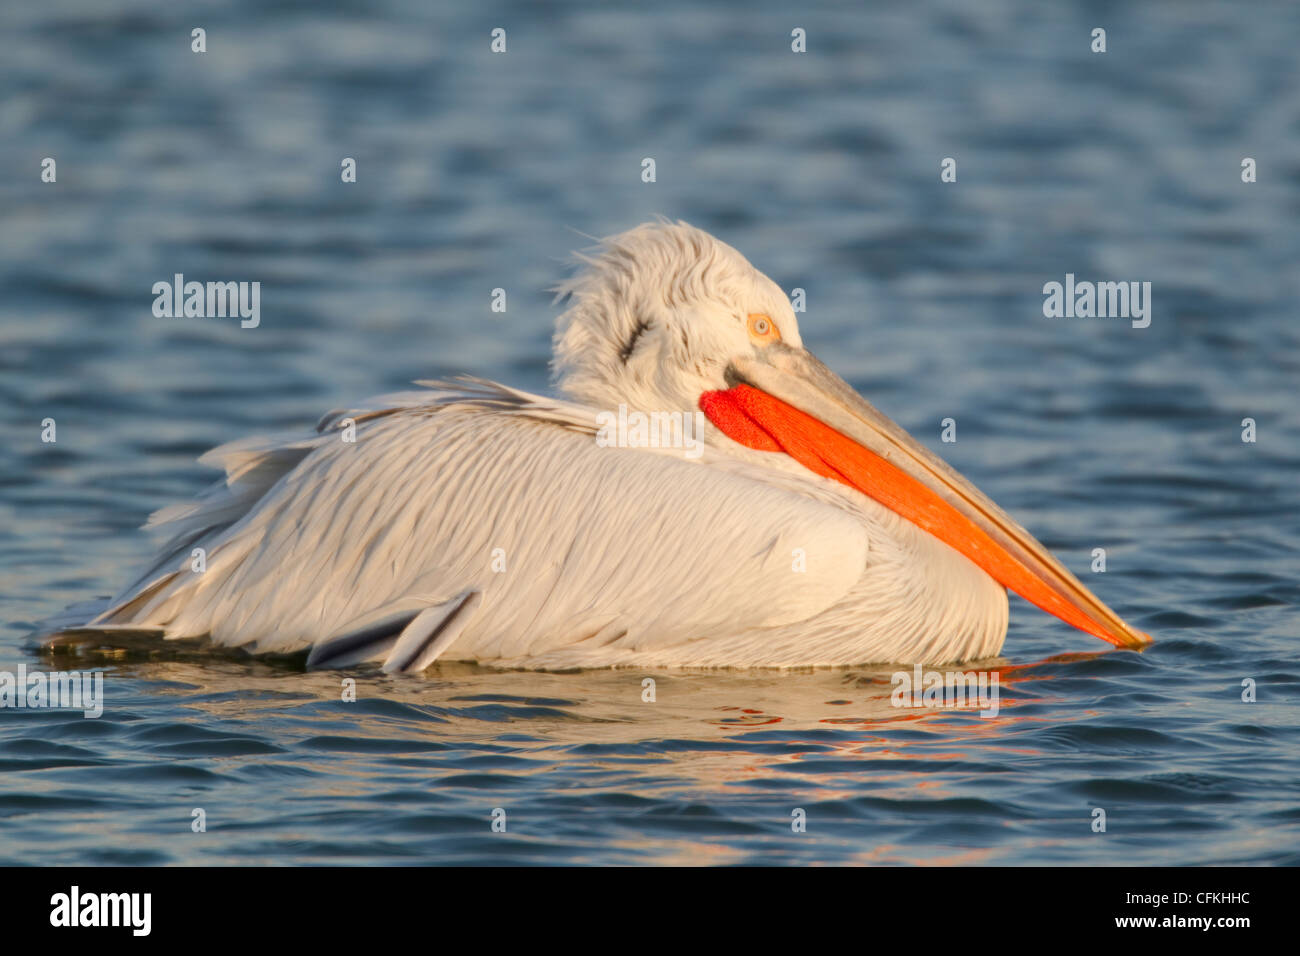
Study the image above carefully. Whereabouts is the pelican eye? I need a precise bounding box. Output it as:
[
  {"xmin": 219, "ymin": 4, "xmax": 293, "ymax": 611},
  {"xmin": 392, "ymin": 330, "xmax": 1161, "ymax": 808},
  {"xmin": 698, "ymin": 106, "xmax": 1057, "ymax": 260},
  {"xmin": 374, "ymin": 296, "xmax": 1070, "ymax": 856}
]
[{"xmin": 747, "ymin": 313, "xmax": 780, "ymax": 342}]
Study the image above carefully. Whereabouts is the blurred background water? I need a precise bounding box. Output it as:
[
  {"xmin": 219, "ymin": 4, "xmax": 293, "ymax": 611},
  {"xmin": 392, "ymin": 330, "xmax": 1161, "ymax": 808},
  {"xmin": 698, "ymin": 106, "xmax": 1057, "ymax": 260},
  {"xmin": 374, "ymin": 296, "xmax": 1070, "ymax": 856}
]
[{"xmin": 1, "ymin": 0, "xmax": 1297, "ymax": 864}]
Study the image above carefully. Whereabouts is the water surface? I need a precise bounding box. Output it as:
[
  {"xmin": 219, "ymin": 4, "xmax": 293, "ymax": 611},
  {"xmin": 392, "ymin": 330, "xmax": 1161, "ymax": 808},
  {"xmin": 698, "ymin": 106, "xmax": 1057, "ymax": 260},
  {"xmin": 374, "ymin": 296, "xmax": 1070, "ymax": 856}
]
[{"xmin": 1, "ymin": 0, "xmax": 1297, "ymax": 864}]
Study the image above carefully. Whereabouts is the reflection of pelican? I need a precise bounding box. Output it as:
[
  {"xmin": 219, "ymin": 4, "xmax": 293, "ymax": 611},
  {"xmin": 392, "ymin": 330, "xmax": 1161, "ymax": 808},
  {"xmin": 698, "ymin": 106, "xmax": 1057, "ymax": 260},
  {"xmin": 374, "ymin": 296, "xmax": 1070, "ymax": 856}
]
[{"xmin": 63, "ymin": 222, "xmax": 1149, "ymax": 671}]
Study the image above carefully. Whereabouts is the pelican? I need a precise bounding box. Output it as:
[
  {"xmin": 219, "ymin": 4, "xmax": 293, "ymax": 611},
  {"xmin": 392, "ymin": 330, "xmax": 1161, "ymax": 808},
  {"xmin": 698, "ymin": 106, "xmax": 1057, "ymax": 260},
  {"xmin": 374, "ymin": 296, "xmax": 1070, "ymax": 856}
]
[{"xmin": 56, "ymin": 221, "xmax": 1150, "ymax": 671}]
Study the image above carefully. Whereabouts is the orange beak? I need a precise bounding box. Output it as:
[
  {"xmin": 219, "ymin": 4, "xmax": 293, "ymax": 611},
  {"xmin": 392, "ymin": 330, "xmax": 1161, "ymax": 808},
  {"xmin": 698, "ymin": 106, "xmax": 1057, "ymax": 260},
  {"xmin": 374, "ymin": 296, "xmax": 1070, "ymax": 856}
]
[{"xmin": 701, "ymin": 349, "xmax": 1150, "ymax": 650}]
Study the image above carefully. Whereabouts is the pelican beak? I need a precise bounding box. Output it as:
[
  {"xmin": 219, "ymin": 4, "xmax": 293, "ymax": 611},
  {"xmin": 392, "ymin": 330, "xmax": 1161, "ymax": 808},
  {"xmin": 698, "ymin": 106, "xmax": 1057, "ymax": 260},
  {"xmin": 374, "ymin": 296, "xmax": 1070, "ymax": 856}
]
[{"xmin": 701, "ymin": 346, "xmax": 1150, "ymax": 650}]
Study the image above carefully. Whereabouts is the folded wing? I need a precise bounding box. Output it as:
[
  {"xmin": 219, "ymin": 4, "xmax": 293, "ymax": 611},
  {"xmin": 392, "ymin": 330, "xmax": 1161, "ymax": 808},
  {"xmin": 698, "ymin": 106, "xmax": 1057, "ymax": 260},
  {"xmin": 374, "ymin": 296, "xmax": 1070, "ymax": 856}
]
[{"xmin": 87, "ymin": 380, "xmax": 872, "ymax": 667}]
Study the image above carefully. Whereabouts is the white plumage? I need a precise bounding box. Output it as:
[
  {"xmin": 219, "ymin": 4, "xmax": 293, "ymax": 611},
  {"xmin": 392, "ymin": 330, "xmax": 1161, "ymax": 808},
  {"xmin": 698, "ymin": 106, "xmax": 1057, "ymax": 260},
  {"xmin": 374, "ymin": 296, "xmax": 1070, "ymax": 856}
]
[{"xmin": 66, "ymin": 221, "xmax": 1149, "ymax": 670}]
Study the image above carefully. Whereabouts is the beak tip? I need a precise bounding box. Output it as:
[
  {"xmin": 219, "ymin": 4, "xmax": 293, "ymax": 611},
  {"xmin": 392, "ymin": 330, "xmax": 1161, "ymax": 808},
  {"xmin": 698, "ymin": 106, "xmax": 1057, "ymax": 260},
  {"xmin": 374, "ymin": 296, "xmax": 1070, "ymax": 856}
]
[{"xmin": 1120, "ymin": 627, "xmax": 1153, "ymax": 650}]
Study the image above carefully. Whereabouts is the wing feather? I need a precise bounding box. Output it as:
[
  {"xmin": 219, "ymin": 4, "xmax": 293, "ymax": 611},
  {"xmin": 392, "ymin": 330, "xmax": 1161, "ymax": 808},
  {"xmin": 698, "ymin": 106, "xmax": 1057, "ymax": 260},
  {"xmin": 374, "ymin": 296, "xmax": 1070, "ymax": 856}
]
[{"xmin": 97, "ymin": 381, "xmax": 872, "ymax": 665}]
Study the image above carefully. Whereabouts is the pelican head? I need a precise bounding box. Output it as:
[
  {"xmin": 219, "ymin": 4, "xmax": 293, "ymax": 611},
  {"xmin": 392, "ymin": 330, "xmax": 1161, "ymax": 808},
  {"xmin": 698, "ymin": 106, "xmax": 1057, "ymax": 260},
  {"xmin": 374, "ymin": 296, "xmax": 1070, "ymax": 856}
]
[
  {"xmin": 552, "ymin": 221, "xmax": 803, "ymax": 414},
  {"xmin": 552, "ymin": 219, "xmax": 1150, "ymax": 652}
]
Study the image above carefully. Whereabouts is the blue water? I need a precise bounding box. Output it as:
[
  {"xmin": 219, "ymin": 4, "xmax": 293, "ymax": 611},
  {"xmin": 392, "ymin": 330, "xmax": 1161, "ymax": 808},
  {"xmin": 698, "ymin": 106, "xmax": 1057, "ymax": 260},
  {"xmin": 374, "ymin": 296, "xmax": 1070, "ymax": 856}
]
[{"xmin": 2, "ymin": 0, "xmax": 1298, "ymax": 864}]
